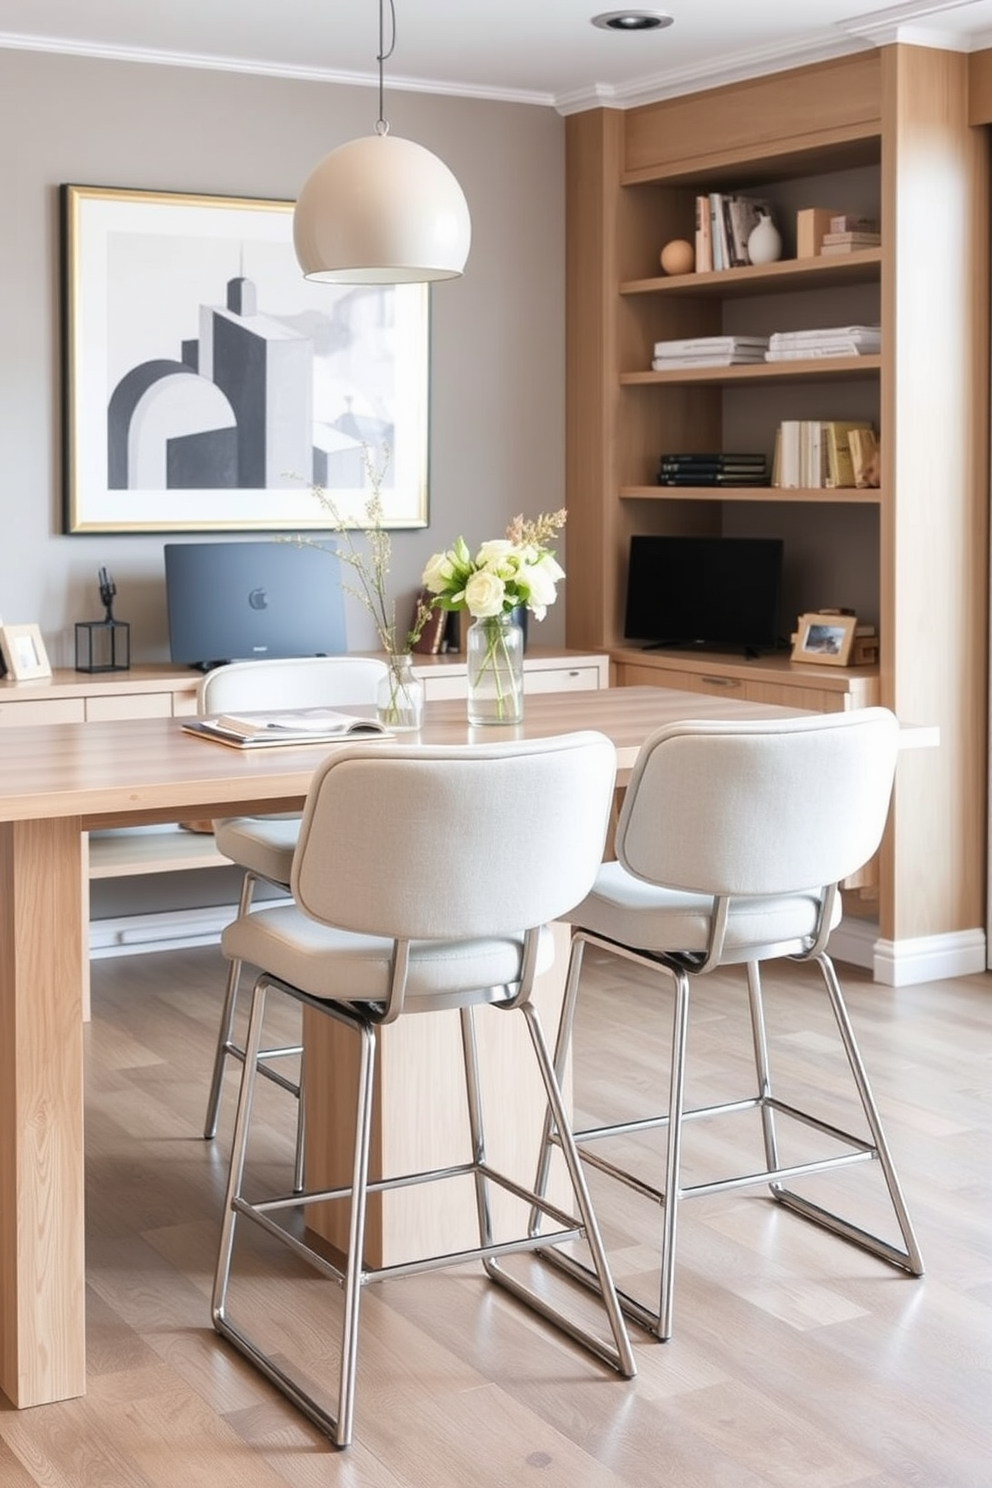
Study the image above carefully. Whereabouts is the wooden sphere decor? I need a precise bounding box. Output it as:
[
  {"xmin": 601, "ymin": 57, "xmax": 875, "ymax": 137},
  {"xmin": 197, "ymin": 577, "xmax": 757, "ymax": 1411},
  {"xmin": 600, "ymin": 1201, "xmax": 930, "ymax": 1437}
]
[{"xmin": 660, "ymin": 238, "xmax": 695, "ymax": 275}]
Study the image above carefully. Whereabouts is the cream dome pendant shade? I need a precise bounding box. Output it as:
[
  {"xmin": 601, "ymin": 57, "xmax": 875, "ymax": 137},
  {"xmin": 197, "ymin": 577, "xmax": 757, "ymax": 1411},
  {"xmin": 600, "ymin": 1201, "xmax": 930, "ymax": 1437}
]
[
  {"xmin": 293, "ymin": 130, "xmax": 471, "ymax": 284},
  {"xmin": 291, "ymin": 0, "xmax": 471, "ymax": 284}
]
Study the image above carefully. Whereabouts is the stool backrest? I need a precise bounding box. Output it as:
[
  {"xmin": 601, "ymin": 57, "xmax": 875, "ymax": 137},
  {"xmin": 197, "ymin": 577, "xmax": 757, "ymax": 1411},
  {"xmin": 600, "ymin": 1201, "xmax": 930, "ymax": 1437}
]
[
  {"xmin": 292, "ymin": 732, "xmax": 617, "ymax": 941},
  {"xmin": 198, "ymin": 656, "xmax": 389, "ymax": 713},
  {"xmin": 616, "ymin": 708, "xmax": 899, "ymax": 897}
]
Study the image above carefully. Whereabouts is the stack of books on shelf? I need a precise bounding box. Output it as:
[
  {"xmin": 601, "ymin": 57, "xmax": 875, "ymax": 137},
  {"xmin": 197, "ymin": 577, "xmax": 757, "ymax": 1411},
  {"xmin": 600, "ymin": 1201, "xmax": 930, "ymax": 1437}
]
[
  {"xmin": 772, "ymin": 420, "xmax": 876, "ymax": 489},
  {"xmin": 694, "ymin": 192, "xmax": 770, "ymax": 271},
  {"xmin": 652, "ymin": 334, "xmax": 770, "ymax": 369},
  {"xmin": 819, "ymin": 213, "xmax": 880, "ymax": 255},
  {"xmin": 656, "ymin": 452, "xmax": 770, "ymax": 487},
  {"xmin": 765, "ymin": 325, "xmax": 881, "ymax": 361}
]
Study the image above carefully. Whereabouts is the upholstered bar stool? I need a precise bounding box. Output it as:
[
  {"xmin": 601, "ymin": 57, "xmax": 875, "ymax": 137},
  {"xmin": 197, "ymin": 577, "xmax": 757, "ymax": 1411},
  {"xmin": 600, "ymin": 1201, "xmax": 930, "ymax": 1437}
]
[
  {"xmin": 211, "ymin": 733, "xmax": 636, "ymax": 1449},
  {"xmin": 198, "ymin": 656, "xmax": 389, "ymax": 1181},
  {"xmin": 535, "ymin": 708, "xmax": 924, "ymax": 1342}
]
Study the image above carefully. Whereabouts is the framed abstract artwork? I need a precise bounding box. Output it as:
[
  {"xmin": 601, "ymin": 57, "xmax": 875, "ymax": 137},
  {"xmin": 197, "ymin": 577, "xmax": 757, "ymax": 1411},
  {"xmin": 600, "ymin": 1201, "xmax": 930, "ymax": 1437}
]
[{"xmin": 60, "ymin": 185, "xmax": 430, "ymax": 533}]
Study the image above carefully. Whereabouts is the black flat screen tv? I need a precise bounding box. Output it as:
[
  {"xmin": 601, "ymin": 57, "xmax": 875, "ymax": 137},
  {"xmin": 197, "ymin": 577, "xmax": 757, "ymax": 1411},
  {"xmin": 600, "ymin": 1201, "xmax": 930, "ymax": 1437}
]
[
  {"xmin": 164, "ymin": 541, "xmax": 347, "ymax": 670},
  {"xmin": 623, "ymin": 535, "xmax": 784, "ymax": 655}
]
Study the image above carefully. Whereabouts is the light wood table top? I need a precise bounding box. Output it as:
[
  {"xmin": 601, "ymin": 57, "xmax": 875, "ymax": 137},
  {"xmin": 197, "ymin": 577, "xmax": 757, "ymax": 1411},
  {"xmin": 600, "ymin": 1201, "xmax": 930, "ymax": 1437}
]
[{"xmin": 0, "ymin": 686, "xmax": 803, "ymax": 826}]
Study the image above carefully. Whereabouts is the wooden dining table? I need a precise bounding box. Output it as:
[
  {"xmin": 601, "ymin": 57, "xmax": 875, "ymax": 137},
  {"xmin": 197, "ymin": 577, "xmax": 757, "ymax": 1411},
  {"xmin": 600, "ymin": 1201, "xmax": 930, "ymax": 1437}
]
[{"xmin": 0, "ymin": 683, "xmax": 837, "ymax": 1410}]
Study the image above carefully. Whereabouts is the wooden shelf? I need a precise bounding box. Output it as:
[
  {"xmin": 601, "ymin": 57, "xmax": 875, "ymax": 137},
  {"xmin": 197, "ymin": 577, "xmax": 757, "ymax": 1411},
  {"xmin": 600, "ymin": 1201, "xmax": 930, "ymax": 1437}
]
[
  {"xmin": 620, "ymin": 484, "xmax": 882, "ymax": 505},
  {"xmin": 621, "ymin": 248, "xmax": 882, "ymax": 298},
  {"xmin": 88, "ymin": 827, "xmax": 228, "ymax": 879},
  {"xmin": 621, "ymin": 355, "xmax": 881, "ymax": 386}
]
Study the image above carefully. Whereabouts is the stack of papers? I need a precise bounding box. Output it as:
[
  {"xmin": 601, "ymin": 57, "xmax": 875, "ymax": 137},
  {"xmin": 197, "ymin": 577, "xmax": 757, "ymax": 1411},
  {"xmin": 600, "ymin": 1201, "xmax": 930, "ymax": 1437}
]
[
  {"xmin": 183, "ymin": 708, "xmax": 393, "ymax": 748},
  {"xmin": 766, "ymin": 326, "xmax": 881, "ymax": 361},
  {"xmin": 652, "ymin": 335, "xmax": 770, "ymax": 369}
]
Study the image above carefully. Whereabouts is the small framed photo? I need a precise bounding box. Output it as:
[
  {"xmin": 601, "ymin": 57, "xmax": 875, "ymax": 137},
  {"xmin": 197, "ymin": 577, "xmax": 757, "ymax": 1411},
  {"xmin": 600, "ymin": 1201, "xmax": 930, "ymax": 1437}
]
[
  {"xmin": 791, "ymin": 612, "xmax": 857, "ymax": 667},
  {"xmin": 0, "ymin": 624, "xmax": 53, "ymax": 681}
]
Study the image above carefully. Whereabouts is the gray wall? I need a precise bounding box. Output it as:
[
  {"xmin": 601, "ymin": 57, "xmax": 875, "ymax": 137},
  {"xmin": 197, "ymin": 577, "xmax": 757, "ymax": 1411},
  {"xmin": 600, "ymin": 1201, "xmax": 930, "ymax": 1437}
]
[{"xmin": 0, "ymin": 48, "xmax": 566, "ymax": 662}]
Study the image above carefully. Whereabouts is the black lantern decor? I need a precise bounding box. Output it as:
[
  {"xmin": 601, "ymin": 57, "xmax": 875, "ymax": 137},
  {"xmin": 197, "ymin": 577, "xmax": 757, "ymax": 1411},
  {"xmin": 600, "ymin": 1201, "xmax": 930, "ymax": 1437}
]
[{"xmin": 75, "ymin": 566, "xmax": 130, "ymax": 672}]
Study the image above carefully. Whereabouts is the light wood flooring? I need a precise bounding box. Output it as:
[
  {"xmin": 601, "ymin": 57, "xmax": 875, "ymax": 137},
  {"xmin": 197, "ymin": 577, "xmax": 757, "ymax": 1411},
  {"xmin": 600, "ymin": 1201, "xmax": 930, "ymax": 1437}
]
[{"xmin": 1, "ymin": 942, "xmax": 990, "ymax": 1487}]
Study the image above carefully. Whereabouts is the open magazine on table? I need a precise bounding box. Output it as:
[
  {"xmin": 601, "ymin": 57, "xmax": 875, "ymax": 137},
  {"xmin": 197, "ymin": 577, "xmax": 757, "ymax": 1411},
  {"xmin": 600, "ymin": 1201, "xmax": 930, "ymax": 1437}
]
[{"xmin": 182, "ymin": 707, "xmax": 393, "ymax": 748}]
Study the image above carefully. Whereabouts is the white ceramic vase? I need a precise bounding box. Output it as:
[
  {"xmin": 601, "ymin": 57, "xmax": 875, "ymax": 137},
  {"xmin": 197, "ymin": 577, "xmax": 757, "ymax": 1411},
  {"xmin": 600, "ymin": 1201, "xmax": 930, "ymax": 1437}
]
[{"xmin": 747, "ymin": 212, "xmax": 782, "ymax": 265}]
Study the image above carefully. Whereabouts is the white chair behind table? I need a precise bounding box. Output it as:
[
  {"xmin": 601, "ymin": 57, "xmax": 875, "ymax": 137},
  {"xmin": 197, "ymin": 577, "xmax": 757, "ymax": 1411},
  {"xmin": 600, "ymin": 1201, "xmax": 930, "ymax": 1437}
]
[
  {"xmin": 535, "ymin": 707, "xmax": 924, "ymax": 1343},
  {"xmin": 197, "ymin": 656, "xmax": 389, "ymax": 1182},
  {"xmin": 211, "ymin": 732, "xmax": 636, "ymax": 1450}
]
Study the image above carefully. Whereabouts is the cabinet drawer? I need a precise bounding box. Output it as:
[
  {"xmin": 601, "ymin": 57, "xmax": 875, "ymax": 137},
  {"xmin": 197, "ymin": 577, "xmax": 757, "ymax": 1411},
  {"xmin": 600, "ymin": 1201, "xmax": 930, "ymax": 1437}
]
[
  {"xmin": 422, "ymin": 673, "xmax": 468, "ymax": 702},
  {"xmin": 619, "ymin": 662, "xmax": 738, "ymax": 696},
  {"xmin": 0, "ymin": 698, "xmax": 86, "ymax": 726},
  {"xmin": 85, "ymin": 693, "xmax": 174, "ymax": 722},
  {"xmin": 742, "ymin": 679, "xmax": 845, "ymax": 713},
  {"xmin": 523, "ymin": 665, "xmax": 602, "ymax": 694},
  {"xmin": 170, "ymin": 690, "xmax": 200, "ymax": 717}
]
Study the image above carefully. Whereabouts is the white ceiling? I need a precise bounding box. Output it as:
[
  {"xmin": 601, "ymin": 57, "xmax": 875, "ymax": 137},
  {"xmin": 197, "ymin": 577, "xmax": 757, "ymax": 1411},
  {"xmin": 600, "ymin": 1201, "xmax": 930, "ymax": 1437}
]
[{"xmin": 3, "ymin": 0, "xmax": 992, "ymax": 112}]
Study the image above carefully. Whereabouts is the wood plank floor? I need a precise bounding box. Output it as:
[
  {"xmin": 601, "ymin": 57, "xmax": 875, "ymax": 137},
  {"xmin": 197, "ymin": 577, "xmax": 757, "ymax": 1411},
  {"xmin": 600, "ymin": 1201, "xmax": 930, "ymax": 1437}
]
[{"xmin": 2, "ymin": 943, "xmax": 990, "ymax": 1486}]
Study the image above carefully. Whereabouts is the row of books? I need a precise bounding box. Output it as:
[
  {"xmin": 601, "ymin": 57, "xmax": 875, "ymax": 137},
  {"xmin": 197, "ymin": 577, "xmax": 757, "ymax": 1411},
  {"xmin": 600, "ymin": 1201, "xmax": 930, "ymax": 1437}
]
[
  {"xmin": 693, "ymin": 193, "xmax": 769, "ymax": 272},
  {"xmin": 652, "ymin": 334, "xmax": 769, "ymax": 369},
  {"xmin": 772, "ymin": 420, "xmax": 878, "ymax": 489},
  {"xmin": 656, "ymin": 452, "xmax": 769, "ymax": 487},
  {"xmin": 765, "ymin": 325, "xmax": 880, "ymax": 361},
  {"xmin": 650, "ymin": 326, "xmax": 879, "ymax": 370}
]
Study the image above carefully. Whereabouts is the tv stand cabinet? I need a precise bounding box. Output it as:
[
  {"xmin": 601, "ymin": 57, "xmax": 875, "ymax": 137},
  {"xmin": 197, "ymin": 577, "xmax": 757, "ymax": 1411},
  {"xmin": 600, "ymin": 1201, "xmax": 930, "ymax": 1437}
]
[{"xmin": 611, "ymin": 647, "xmax": 879, "ymax": 713}]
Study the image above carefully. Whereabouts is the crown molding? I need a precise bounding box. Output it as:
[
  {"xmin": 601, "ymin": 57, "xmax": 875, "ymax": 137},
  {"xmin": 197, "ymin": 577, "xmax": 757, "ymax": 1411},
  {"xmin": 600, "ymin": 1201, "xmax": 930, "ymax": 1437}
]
[
  {"xmin": 0, "ymin": 31, "xmax": 556, "ymax": 108},
  {"xmin": 4, "ymin": 4, "xmax": 992, "ymax": 121},
  {"xmin": 838, "ymin": 0, "xmax": 992, "ymax": 49}
]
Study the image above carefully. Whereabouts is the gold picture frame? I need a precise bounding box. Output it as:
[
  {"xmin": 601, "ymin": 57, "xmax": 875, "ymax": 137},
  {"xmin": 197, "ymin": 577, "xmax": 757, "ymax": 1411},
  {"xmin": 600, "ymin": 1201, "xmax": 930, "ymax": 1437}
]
[
  {"xmin": 791, "ymin": 612, "xmax": 858, "ymax": 667},
  {"xmin": 0, "ymin": 624, "xmax": 53, "ymax": 681},
  {"xmin": 61, "ymin": 184, "xmax": 430, "ymax": 534}
]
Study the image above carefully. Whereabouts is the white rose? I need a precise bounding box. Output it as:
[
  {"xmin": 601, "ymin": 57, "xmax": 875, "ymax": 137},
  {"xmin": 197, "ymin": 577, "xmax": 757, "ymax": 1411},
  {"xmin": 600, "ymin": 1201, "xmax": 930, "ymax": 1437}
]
[
  {"xmin": 475, "ymin": 539, "xmax": 518, "ymax": 578},
  {"xmin": 464, "ymin": 569, "xmax": 507, "ymax": 617},
  {"xmin": 520, "ymin": 553, "xmax": 563, "ymax": 619},
  {"xmin": 422, "ymin": 550, "xmax": 455, "ymax": 594}
]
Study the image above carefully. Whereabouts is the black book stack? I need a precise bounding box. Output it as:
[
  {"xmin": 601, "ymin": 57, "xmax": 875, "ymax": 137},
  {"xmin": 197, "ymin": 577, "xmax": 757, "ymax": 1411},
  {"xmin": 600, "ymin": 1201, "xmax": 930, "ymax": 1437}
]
[{"xmin": 656, "ymin": 452, "xmax": 770, "ymax": 487}]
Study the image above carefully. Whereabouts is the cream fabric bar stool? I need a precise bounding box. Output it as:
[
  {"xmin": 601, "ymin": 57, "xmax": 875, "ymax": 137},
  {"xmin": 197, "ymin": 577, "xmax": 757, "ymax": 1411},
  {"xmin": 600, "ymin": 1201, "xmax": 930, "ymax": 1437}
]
[
  {"xmin": 211, "ymin": 733, "xmax": 636, "ymax": 1449},
  {"xmin": 198, "ymin": 656, "xmax": 389, "ymax": 1181},
  {"xmin": 535, "ymin": 708, "xmax": 924, "ymax": 1342}
]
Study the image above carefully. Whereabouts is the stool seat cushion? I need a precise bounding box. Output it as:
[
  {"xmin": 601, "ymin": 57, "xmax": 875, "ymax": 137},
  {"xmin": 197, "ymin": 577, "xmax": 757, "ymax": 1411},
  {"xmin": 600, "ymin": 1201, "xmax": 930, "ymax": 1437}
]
[
  {"xmin": 214, "ymin": 816, "xmax": 300, "ymax": 887},
  {"xmin": 223, "ymin": 904, "xmax": 555, "ymax": 1011},
  {"xmin": 573, "ymin": 860, "xmax": 843, "ymax": 962}
]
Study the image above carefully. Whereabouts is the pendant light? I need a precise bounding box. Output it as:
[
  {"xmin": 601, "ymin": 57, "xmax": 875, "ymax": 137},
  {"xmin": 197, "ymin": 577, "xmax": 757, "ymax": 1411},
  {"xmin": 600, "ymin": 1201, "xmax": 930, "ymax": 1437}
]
[{"xmin": 293, "ymin": 0, "xmax": 471, "ymax": 284}]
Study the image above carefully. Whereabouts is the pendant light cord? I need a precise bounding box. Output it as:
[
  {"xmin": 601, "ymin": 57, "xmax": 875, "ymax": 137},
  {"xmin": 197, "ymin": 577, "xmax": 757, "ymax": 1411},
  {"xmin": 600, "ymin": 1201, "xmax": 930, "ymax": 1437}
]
[{"xmin": 376, "ymin": 0, "xmax": 396, "ymax": 136}]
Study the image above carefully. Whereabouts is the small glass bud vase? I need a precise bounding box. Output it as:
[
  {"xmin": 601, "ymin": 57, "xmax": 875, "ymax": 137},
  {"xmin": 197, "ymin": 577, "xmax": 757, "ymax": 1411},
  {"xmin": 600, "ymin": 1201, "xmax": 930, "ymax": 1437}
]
[
  {"xmin": 467, "ymin": 612, "xmax": 524, "ymax": 725},
  {"xmin": 376, "ymin": 655, "xmax": 424, "ymax": 732}
]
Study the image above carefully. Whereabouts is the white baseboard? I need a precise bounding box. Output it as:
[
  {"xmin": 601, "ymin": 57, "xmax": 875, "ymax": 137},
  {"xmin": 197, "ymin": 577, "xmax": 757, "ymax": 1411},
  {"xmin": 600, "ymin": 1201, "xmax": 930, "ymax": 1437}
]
[
  {"xmin": 824, "ymin": 917, "xmax": 878, "ymax": 971},
  {"xmin": 829, "ymin": 919, "xmax": 988, "ymax": 985},
  {"xmin": 871, "ymin": 928, "xmax": 988, "ymax": 986}
]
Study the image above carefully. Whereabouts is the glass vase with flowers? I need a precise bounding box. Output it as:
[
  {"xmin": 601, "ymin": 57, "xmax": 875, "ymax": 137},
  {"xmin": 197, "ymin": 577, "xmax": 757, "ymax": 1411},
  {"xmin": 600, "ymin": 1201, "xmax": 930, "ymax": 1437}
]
[{"xmin": 422, "ymin": 510, "xmax": 566, "ymax": 724}]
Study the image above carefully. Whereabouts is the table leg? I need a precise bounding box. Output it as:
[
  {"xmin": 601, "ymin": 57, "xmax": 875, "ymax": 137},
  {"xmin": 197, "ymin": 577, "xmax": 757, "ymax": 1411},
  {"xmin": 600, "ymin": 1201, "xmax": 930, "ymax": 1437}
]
[
  {"xmin": 0, "ymin": 818, "xmax": 87, "ymax": 1407},
  {"xmin": 302, "ymin": 920, "xmax": 572, "ymax": 1266}
]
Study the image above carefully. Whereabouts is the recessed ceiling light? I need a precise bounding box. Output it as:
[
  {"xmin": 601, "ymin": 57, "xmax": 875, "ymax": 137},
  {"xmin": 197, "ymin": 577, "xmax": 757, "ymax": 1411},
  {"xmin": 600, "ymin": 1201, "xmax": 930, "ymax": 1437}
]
[{"xmin": 591, "ymin": 11, "xmax": 674, "ymax": 31}]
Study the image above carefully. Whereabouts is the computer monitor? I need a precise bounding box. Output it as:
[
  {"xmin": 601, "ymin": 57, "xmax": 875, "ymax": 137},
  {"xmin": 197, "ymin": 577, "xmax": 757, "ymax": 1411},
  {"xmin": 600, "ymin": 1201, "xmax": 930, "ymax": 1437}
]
[{"xmin": 164, "ymin": 540, "xmax": 347, "ymax": 670}]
